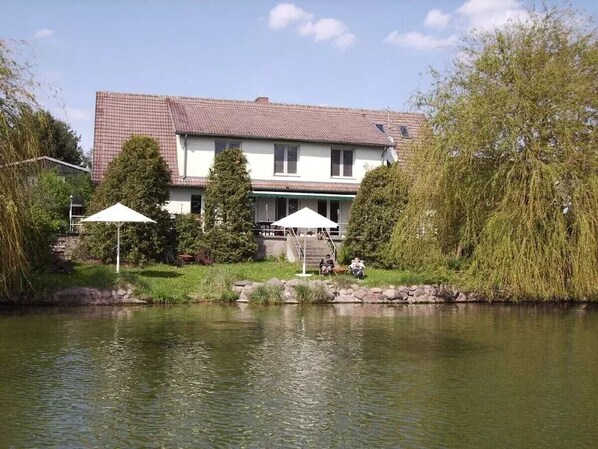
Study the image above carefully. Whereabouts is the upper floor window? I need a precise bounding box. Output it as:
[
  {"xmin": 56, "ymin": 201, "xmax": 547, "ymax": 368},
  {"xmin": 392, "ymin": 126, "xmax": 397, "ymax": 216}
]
[
  {"xmin": 331, "ymin": 148, "xmax": 353, "ymax": 177},
  {"xmin": 215, "ymin": 140, "xmax": 241, "ymax": 155},
  {"xmin": 399, "ymin": 126, "xmax": 410, "ymax": 138},
  {"xmin": 274, "ymin": 144, "xmax": 298, "ymax": 174}
]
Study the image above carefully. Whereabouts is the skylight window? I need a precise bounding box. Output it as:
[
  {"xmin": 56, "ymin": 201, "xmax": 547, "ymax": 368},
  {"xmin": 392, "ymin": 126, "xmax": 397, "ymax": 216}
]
[
  {"xmin": 399, "ymin": 125, "xmax": 410, "ymax": 138},
  {"xmin": 375, "ymin": 124, "xmax": 385, "ymax": 133}
]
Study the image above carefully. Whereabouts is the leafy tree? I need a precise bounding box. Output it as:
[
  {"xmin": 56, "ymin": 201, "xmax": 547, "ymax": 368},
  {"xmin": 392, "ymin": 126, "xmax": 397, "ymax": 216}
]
[
  {"xmin": 18, "ymin": 108, "xmax": 85, "ymax": 165},
  {"xmin": 30, "ymin": 169, "xmax": 94, "ymax": 232},
  {"xmin": 20, "ymin": 170, "xmax": 90, "ymax": 271},
  {"xmin": 390, "ymin": 7, "xmax": 598, "ymax": 300},
  {"xmin": 84, "ymin": 135, "xmax": 172, "ymax": 265},
  {"xmin": 0, "ymin": 40, "xmax": 40, "ymax": 296},
  {"xmin": 202, "ymin": 148, "xmax": 257, "ymax": 262},
  {"xmin": 343, "ymin": 164, "xmax": 409, "ymax": 266}
]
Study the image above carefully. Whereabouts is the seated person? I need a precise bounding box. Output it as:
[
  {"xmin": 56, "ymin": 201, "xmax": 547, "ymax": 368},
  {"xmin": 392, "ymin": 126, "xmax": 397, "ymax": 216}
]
[
  {"xmin": 320, "ymin": 254, "xmax": 335, "ymax": 275},
  {"xmin": 349, "ymin": 257, "xmax": 365, "ymax": 279}
]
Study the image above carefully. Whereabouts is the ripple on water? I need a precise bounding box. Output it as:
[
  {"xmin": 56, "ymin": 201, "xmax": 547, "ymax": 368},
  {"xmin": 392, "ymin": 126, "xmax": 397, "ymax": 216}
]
[{"xmin": 0, "ymin": 304, "xmax": 597, "ymax": 448}]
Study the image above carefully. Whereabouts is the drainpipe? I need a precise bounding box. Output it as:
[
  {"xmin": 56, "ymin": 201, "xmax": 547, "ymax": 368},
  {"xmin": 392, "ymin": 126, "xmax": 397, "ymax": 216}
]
[{"xmin": 183, "ymin": 134, "xmax": 188, "ymax": 179}]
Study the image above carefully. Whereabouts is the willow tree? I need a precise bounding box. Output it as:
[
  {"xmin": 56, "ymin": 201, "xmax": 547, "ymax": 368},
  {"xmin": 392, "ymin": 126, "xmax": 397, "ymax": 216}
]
[
  {"xmin": 0, "ymin": 40, "xmax": 40, "ymax": 296},
  {"xmin": 390, "ymin": 8, "xmax": 598, "ymax": 300}
]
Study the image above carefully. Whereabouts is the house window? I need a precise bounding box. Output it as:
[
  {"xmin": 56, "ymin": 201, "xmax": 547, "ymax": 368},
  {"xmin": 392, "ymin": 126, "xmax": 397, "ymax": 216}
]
[
  {"xmin": 191, "ymin": 195, "xmax": 202, "ymax": 214},
  {"xmin": 274, "ymin": 144, "xmax": 298, "ymax": 174},
  {"xmin": 215, "ymin": 140, "xmax": 241, "ymax": 155},
  {"xmin": 399, "ymin": 126, "xmax": 410, "ymax": 138},
  {"xmin": 275, "ymin": 198, "xmax": 299, "ymax": 220},
  {"xmin": 331, "ymin": 149, "xmax": 353, "ymax": 177},
  {"xmin": 375, "ymin": 123, "xmax": 385, "ymax": 132}
]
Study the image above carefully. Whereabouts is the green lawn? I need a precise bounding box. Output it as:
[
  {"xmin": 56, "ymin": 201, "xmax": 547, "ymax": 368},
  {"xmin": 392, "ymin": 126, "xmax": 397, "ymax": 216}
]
[{"xmin": 28, "ymin": 261, "xmax": 455, "ymax": 303}]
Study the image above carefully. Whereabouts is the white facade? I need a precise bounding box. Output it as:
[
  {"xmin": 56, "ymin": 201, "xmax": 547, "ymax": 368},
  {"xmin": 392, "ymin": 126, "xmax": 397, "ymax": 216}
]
[
  {"xmin": 165, "ymin": 187, "xmax": 203, "ymax": 214},
  {"xmin": 176, "ymin": 136, "xmax": 384, "ymax": 182},
  {"xmin": 167, "ymin": 135, "xmax": 386, "ymax": 235}
]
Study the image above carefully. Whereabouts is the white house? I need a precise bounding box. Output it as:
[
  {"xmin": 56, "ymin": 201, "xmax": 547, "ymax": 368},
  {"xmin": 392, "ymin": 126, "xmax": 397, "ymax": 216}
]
[{"xmin": 92, "ymin": 92, "xmax": 425, "ymax": 238}]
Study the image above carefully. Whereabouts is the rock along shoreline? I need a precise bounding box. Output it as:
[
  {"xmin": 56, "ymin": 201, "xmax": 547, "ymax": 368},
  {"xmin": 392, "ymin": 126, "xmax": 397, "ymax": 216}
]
[
  {"xmin": 235, "ymin": 278, "xmax": 483, "ymax": 304},
  {"xmin": 7, "ymin": 278, "xmax": 485, "ymax": 306}
]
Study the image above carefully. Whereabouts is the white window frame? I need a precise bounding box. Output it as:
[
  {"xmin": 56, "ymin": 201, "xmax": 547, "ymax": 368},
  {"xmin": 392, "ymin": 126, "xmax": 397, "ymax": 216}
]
[
  {"xmin": 215, "ymin": 140, "xmax": 242, "ymax": 155},
  {"xmin": 274, "ymin": 143, "xmax": 299, "ymax": 175},
  {"xmin": 331, "ymin": 148, "xmax": 354, "ymax": 178}
]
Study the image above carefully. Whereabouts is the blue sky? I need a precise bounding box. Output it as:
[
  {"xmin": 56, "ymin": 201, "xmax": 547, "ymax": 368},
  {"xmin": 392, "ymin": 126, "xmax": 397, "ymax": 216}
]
[{"xmin": 1, "ymin": 0, "xmax": 595, "ymax": 154}]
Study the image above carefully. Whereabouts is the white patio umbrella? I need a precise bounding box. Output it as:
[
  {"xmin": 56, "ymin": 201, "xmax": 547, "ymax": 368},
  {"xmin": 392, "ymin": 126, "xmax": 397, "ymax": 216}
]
[
  {"xmin": 81, "ymin": 203, "xmax": 156, "ymax": 273},
  {"xmin": 272, "ymin": 207, "xmax": 337, "ymax": 276}
]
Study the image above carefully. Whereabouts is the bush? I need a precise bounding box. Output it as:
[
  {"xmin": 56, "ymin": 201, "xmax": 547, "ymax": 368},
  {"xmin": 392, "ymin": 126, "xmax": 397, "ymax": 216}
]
[
  {"xmin": 197, "ymin": 266, "xmax": 238, "ymax": 302},
  {"xmin": 331, "ymin": 275, "xmax": 354, "ymax": 290},
  {"xmin": 175, "ymin": 213, "xmax": 203, "ymax": 255},
  {"xmin": 248, "ymin": 284, "xmax": 283, "ymax": 304},
  {"xmin": 23, "ymin": 203, "xmax": 62, "ymax": 271},
  {"xmin": 294, "ymin": 282, "xmax": 330, "ymax": 304},
  {"xmin": 30, "ymin": 169, "xmax": 94, "ymax": 233}
]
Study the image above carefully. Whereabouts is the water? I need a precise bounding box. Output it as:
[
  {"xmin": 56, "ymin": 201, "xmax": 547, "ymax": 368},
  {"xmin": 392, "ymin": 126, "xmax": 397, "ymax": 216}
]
[{"xmin": 0, "ymin": 303, "xmax": 596, "ymax": 448}]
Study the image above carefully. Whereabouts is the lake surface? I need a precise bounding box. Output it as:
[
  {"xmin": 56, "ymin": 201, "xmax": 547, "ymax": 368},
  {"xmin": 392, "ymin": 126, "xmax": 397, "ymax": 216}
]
[{"xmin": 0, "ymin": 303, "xmax": 596, "ymax": 448}]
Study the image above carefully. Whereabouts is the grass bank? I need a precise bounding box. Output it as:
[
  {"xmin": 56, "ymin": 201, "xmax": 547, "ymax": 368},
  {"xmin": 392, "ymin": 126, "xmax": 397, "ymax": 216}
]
[{"xmin": 27, "ymin": 261, "xmax": 455, "ymax": 303}]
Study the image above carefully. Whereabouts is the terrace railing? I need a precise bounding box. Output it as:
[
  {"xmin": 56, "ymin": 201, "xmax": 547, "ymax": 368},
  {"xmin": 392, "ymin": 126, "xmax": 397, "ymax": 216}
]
[
  {"xmin": 287, "ymin": 227, "xmax": 303, "ymax": 262},
  {"xmin": 321, "ymin": 228, "xmax": 338, "ymax": 262}
]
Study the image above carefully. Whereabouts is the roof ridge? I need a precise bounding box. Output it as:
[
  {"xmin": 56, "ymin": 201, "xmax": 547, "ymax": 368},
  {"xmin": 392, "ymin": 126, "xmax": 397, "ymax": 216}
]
[{"xmin": 96, "ymin": 90, "xmax": 424, "ymax": 117}]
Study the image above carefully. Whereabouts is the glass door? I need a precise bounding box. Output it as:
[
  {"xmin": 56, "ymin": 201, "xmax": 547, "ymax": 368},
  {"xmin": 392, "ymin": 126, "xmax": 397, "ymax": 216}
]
[{"xmin": 329, "ymin": 200, "xmax": 340, "ymax": 236}]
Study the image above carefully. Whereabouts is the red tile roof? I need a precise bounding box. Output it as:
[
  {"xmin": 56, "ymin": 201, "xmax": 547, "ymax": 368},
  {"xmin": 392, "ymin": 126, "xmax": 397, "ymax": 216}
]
[
  {"xmin": 175, "ymin": 177, "xmax": 360, "ymax": 194},
  {"xmin": 93, "ymin": 91, "xmax": 426, "ymax": 187},
  {"xmin": 92, "ymin": 92, "xmax": 178, "ymax": 182},
  {"xmin": 169, "ymin": 98, "xmax": 392, "ymax": 147}
]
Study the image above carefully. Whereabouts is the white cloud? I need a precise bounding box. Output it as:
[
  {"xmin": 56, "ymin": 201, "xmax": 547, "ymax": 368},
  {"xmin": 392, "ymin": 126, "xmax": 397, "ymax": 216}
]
[
  {"xmin": 300, "ymin": 18, "xmax": 345, "ymax": 41},
  {"xmin": 267, "ymin": 3, "xmax": 356, "ymax": 49},
  {"xmin": 384, "ymin": 31, "xmax": 457, "ymax": 50},
  {"xmin": 334, "ymin": 32, "xmax": 356, "ymax": 50},
  {"xmin": 425, "ymin": 9, "xmax": 451, "ymax": 30},
  {"xmin": 457, "ymin": 0, "xmax": 528, "ymax": 30},
  {"xmin": 33, "ymin": 28, "xmax": 54, "ymax": 39},
  {"xmin": 384, "ymin": 0, "xmax": 528, "ymax": 52},
  {"xmin": 65, "ymin": 107, "xmax": 91, "ymax": 122},
  {"xmin": 268, "ymin": 3, "xmax": 312, "ymax": 29}
]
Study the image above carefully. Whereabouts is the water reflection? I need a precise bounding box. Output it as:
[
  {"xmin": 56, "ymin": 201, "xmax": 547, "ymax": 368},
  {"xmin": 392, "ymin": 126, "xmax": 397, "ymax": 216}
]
[{"xmin": 0, "ymin": 304, "xmax": 596, "ymax": 448}]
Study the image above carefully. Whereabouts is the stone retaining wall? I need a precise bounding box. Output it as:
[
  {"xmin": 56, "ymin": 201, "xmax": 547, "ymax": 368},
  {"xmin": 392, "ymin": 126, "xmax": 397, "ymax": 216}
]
[
  {"xmin": 33, "ymin": 285, "xmax": 147, "ymax": 305},
  {"xmin": 52, "ymin": 234, "xmax": 81, "ymax": 260},
  {"xmin": 235, "ymin": 278, "xmax": 482, "ymax": 304},
  {"xmin": 18, "ymin": 280, "xmax": 480, "ymax": 306}
]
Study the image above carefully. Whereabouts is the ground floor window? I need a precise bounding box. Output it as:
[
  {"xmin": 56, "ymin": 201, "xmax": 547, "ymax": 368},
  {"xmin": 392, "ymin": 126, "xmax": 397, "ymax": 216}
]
[
  {"xmin": 191, "ymin": 195, "xmax": 202, "ymax": 214},
  {"xmin": 275, "ymin": 197, "xmax": 298, "ymax": 220}
]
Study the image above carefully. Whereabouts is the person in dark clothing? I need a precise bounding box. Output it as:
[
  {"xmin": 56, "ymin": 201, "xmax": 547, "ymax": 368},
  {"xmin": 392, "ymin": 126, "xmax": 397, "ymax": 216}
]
[{"xmin": 320, "ymin": 254, "xmax": 335, "ymax": 275}]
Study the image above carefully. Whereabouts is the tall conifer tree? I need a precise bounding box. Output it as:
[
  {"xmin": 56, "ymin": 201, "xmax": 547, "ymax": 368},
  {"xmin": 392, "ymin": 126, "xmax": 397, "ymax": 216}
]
[
  {"xmin": 344, "ymin": 164, "xmax": 409, "ymax": 266},
  {"xmin": 85, "ymin": 135, "xmax": 172, "ymax": 265},
  {"xmin": 203, "ymin": 148, "xmax": 257, "ymax": 262}
]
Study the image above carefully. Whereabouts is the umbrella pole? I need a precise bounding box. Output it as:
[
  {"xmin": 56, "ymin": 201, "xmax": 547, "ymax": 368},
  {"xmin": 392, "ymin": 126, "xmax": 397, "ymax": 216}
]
[
  {"xmin": 116, "ymin": 222, "xmax": 121, "ymax": 274},
  {"xmin": 302, "ymin": 232, "xmax": 307, "ymax": 275}
]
